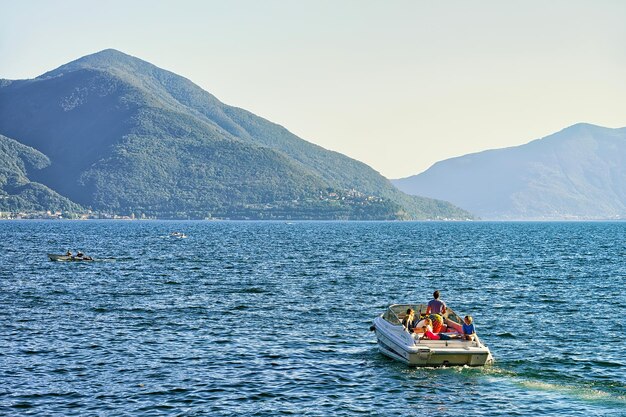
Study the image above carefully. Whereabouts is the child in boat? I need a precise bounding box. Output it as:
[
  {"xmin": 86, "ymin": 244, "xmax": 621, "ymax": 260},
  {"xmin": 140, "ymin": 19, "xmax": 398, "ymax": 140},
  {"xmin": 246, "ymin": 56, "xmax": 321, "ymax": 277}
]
[
  {"xmin": 462, "ymin": 316, "xmax": 476, "ymax": 341},
  {"xmin": 430, "ymin": 314, "xmax": 446, "ymax": 333},
  {"xmin": 412, "ymin": 317, "xmax": 433, "ymax": 334},
  {"xmin": 421, "ymin": 326, "xmax": 461, "ymax": 340},
  {"xmin": 421, "ymin": 326, "xmax": 439, "ymax": 339}
]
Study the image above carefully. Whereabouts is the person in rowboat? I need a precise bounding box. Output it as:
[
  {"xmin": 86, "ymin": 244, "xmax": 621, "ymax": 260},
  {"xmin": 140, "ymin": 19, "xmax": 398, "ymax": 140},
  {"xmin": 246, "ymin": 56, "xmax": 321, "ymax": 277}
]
[{"xmin": 74, "ymin": 251, "xmax": 93, "ymax": 260}]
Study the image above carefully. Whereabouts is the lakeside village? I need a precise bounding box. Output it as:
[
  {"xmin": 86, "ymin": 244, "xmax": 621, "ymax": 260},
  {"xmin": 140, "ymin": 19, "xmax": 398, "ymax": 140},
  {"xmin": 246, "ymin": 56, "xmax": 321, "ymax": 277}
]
[
  {"xmin": 0, "ymin": 189, "xmax": 388, "ymax": 220},
  {"xmin": 0, "ymin": 210, "xmax": 146, "ymax": 220}
]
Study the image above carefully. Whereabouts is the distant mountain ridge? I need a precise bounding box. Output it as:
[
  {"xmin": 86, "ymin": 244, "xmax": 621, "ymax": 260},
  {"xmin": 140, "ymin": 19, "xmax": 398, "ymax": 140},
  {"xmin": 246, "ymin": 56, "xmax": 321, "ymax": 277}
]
[
  {"xmin": 393, "ymin": 123, "xmax": 626, "ymax": 220},
  {"xmin": 0, "ymin": 49, "xmax": 471, "ymax": 219}
]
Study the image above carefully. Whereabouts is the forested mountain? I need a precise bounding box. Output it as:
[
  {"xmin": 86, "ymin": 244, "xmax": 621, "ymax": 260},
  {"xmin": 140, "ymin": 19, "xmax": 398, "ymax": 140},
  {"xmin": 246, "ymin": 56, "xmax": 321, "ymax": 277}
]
[
  {"xmin": 0, "ymin": 134, "xmax": 83, "ymax": 213},
  {"xmin": 0, "ymin": 49, "xmax": 470, "ymax": 219},
  {"xmin": 393, "ymin": 123, "xmax": 626, "ymax": 220}
]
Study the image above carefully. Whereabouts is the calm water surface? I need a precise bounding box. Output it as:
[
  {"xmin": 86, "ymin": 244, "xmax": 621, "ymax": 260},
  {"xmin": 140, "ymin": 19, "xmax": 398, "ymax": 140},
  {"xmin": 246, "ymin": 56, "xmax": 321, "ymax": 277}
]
[{"xmin": 0, "ymin": 221, "xmax": 624, "ymax": 416}]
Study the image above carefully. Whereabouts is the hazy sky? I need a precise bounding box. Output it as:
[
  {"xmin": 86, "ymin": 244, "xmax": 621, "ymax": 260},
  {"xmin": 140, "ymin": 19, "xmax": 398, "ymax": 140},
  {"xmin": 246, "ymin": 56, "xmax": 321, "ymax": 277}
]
[{"xmin": 1, "ymin": 0, "xmax": 625, "ymax": 178}]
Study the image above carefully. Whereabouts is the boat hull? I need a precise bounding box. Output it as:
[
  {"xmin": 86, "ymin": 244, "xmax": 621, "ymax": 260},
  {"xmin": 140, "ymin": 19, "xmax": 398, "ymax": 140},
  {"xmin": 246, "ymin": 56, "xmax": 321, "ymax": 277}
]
[{"xmin": 373, "ymin": 316, "xmax": 493, "ymax": 367}]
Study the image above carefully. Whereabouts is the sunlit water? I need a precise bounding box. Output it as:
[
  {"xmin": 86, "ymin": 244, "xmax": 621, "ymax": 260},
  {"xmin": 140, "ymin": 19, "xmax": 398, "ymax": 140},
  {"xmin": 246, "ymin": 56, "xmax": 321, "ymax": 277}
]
[{"xmin": 0, "ymin": 221, "xmax": 624, "ymax": 416}]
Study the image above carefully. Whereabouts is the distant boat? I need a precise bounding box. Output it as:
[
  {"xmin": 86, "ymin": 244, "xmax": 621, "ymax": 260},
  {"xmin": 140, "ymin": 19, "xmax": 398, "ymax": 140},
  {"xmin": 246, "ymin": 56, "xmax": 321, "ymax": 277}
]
[
  {"xmin": 48, "ymin": 253, "xmax": 94, "ymax": 262},
  {"xmin": 371, "ymin": 303, "xmax": 493, "ymax": 367},
  {"xmin": 170, "ymin": 232, "xmax": 187, "ymax": 239}
]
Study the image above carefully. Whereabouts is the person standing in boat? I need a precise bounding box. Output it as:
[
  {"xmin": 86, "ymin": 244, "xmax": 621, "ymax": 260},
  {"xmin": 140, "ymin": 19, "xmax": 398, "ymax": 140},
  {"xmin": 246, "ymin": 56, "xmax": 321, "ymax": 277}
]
[{"xmin": 426, "ymin": 290, "xmax": 447, "ymax": 315}]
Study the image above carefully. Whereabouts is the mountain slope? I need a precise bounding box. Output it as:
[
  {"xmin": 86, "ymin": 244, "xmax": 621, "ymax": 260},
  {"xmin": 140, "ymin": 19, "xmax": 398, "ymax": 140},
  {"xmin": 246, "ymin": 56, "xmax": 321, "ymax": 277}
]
[
  {"xmin": 0, "ymin": 134, "xmax": 83, "ymax": 213},
  {"xmin": 393, "ymin": 123, "xmax": 626, "ymax": 219},
  {"xmin": 0, "ymin": 49, "xmax": 471, "ymax": 219}
]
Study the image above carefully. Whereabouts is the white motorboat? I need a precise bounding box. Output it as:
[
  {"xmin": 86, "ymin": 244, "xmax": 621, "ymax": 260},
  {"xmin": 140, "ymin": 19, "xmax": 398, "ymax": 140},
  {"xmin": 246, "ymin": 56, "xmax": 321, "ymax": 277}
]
[{"xmin": 371, "ymin": 303, "xmax": 494, "ymax": 367}]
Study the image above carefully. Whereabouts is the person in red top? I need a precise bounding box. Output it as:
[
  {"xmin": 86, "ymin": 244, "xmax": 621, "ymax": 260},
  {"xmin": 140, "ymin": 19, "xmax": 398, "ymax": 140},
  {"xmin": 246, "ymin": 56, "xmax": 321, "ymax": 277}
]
[
  {"xmin": 421, "ymin": 327, "xmax": 442, "ymax": 340},
  {"xmin": 431, "ymin": 314, "xmax": 445, "ymax": 333},
  {"xmin": 420, "ymin": 326, "xmax": 460, "ymax": 341}
]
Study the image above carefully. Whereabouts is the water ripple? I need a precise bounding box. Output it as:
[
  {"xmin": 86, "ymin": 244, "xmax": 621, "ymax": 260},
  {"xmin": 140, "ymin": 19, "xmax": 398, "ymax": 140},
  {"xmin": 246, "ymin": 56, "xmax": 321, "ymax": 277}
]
[{"xmin": 0, "ymin": 221, "xmax": 624, "ymax": 416}]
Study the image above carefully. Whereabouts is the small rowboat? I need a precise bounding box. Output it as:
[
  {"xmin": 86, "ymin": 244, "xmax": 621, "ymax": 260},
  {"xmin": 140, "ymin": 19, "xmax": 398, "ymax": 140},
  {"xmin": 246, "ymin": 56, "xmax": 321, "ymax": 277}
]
[{"xmin": 48, "ymin": 254, "xmax": 94, "ymax": 262}]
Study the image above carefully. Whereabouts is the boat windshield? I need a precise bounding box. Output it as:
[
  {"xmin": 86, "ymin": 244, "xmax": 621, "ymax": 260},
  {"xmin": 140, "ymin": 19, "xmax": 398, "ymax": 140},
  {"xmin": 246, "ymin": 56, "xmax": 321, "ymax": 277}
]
[
  {"xmin": 446, "ymin": 309, "xmax": 463, "ymax": 325},
  {"xmin": 383, "ymin": 304, "xmax": 428, "ymax": 325},
  {"xmin": 383, "ymin": 304, "xmax": 465, "ymax": 326}
]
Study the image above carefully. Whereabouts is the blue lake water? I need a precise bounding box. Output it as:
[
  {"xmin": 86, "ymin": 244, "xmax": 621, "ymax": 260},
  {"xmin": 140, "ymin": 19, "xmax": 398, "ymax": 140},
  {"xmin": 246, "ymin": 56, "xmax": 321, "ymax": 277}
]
[{"xmin": 0, "ymin": 220, "xmax": 624, "ymax": 416}]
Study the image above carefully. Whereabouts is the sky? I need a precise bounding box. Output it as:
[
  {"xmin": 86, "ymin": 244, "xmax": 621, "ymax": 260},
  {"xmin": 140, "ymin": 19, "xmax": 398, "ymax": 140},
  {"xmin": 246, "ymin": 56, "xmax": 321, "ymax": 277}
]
[{"xmin": 1, "ymin": 0, "xmax": 625, "ymax": 178}]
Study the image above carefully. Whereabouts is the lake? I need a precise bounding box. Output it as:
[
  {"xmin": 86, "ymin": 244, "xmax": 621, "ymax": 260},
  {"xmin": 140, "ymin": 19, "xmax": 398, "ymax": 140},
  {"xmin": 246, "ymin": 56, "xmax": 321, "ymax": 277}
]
[{"xmin": 0, "ymin": 221, "xmax": 624, "ymax": 416}]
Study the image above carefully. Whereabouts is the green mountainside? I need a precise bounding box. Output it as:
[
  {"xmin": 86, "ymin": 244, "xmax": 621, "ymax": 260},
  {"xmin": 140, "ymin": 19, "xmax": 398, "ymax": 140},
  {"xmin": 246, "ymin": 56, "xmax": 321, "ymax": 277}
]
[
  {"xmin": 0, "ymin": 134, "xmax": 83, "ymax": 213},
  {"xmin": 0, "ymin": 49, "xmax": 471, "ymax": 219}
]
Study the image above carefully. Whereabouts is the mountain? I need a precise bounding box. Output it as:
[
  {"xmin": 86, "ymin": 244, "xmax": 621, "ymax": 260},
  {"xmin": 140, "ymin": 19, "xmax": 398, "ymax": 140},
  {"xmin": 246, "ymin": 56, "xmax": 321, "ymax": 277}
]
[
  {"xmin": 0, "ymin": 134, "xmax": 83, "ymax": 213},
  {"xmin": 393, "ymin": 123, "xmax": 626, "ymax": 220},
  {"xmin": 0, "ymin": 49, "xmax": 471, "ymax": 219}
]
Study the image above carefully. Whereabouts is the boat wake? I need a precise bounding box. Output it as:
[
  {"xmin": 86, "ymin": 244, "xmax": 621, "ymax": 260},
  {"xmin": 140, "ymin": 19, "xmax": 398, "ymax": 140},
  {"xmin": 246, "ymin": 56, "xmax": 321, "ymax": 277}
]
[
  {"xmin": 479, "ymin": 364, "xmax": 626, "ymax": 406},
  {"xmin": 516, "ymin": 379, "xmax": 626, "ymax": 405}
]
